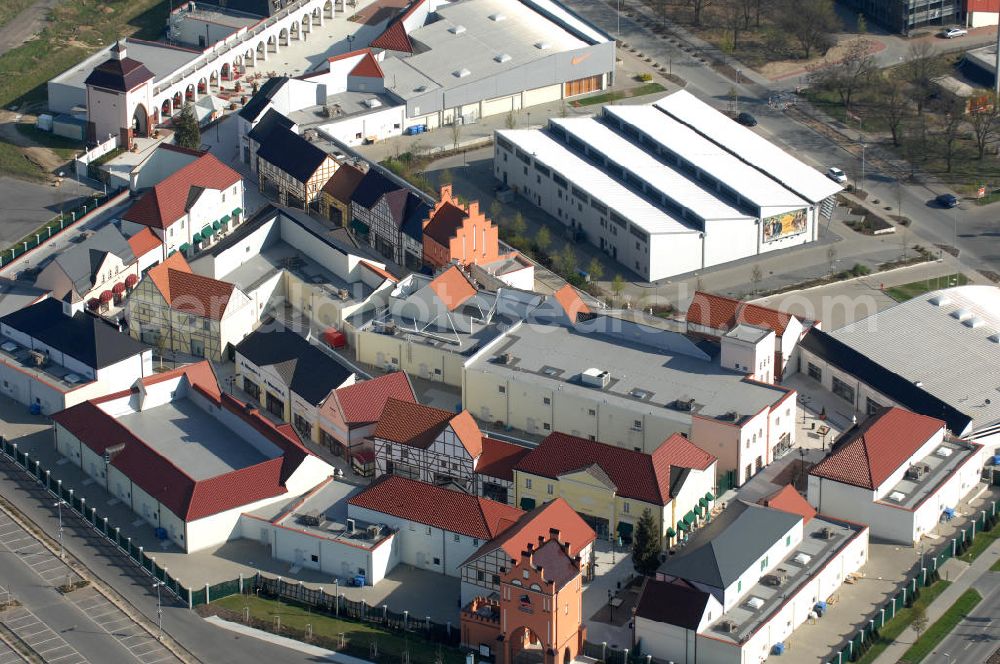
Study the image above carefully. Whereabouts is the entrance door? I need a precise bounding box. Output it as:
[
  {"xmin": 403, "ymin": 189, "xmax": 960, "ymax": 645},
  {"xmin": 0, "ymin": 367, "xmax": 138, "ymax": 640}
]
[
  {"xmin": 190, "ymin": 338, "xmax": 205, "ymax": 357},
  {"xmin": 266, "ymin": 392, "xmax": 284, "ymax": 418}
]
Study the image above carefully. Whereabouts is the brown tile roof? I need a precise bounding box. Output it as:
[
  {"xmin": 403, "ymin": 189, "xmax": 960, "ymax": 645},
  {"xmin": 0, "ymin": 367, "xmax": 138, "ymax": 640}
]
[
  {"xmin": 147, "ymin": 254, "xmax": 235, "ymax": 320},
  {"xmin": 428, "ymin": 265, "xmax": 476, "ymax": 311},
  {"xmin": 464, "ymin": 497, "xmax": 595, "ymax": 567},
  {"xmin": 516, "ymin": 432, "xmax": 713, "ymax": 505},
  {"xmin": 370, "ymin": 19, "xmax": 413, "ymax": 53},
  {"xmin": 759, "ymin": 484, "xmax": 817, "ymax": 524},
  {"xmin": 126, "ymin": 228, "xmax": 161, "ymax": 257},
  {"xmin": 349, "ymin": 52, "xmax": 384, "ymax": 78},
  {"xmin": 348, "ymin": 475, "xmax": 522, "ymax": 540},
  {"xmin": 147, "ymin": 252, "xmax": 191, "ymax": 304},
  {"xmin": 553, "ymin": 284, "xmax": 591, "ymax": 323},
  {"xmin": 122, "ymin": 153, "xmax": 241, "ymax": 229},
  {"xmin": 322, "ymin": 371, "xmax": 416, "ymax": 426},
  {"xmin": 809, "ymin": 407, "xmax": 945, "ymax": 490},
  {"xmin": 422, "ymin": 202, "xmax": 466, "ymax": 247},
  {"xmin": 475, "ymin": 437, "xmax": 531, "ymax": 482},
  {"xmin": 686, "ymin": 291, "xmax": 794, "ymax": 336},
  {"xmin": 373, "ymin": 399, "xmax": 482, "ymax": 456},
  {"xmin": 360, "ymin": 261, "xmax": 398, "ymax": 283},
  {"xmin": 652, "ymin": 433, "xmax": 717, "ymax": 472},
  {"xmin": 322, "ymin": 163, "xmax": 366, "ymax": 205},
  {"xmin": 525, "ymin": 538, "xmax": 579, "ymax": 590}
]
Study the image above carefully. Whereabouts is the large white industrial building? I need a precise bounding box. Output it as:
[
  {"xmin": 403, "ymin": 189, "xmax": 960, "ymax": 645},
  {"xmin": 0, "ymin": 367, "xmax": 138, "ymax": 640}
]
[{"xmin": 494, "ymin": 90, "xmax": 842, "ymax": 282}]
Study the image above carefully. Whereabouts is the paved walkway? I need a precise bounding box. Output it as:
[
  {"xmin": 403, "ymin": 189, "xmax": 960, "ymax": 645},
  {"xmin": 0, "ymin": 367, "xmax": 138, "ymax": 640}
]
[{"xmin": 873, "ymin": 537, "xmax": 1000, "ymax": 664}]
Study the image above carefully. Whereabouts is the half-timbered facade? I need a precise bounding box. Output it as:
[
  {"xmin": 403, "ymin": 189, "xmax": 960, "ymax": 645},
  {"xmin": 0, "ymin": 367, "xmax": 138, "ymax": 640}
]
[
  {"xmin": 256, "ymin": 122, "xmax": 338, "ymax": 211},
  {"xmin": 350, "ymin": 169, "xmax": 429, "ymax": 270},
  {"xmin": 474, "ymin": 436, "xmax": 530, "ymax": 506},
  {"xmin": 373, "ymin": 399, "xmax": 483, "ymax": 492}
]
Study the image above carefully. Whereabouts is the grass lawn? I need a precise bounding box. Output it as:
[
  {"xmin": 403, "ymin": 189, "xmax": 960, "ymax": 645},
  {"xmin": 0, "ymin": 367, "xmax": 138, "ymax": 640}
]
[
  {"xmin": 575, "ymin": 83, "xmax": 666, "ymax": 107},
  {"xmin": 853, "ymin": 581, "xmax": 951, "ymax": 664},
  {"xmin": 212, "ymin": 595, "xmax": 466, "ymax": 664},
  {"xmin": 958, "ymin": 524, "xmax": 1000, "ymax": 564},
  {"xmin": 900, "ymin": 589, "xmax": 982, "ymax": 663},
  {"xmin": 0, "ymin": 141, "xmax": 46, "ymax": 181},
  {"xmin": 885, "ymin": 274, "xmax": 969, "ymax": 302},
  {"xmin": 991, "ymin": 557, "xmax": 1000, "ymax": 572}
]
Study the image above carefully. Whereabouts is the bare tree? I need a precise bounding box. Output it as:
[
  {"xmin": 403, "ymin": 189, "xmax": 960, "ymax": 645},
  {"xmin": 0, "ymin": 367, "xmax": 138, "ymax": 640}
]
[
  {"xmin": 901, "ymin": 42, "xmax": 945, "ymax": 115},
  {"xmin": 936, "ymin": 98, "xmax": 965, "ymax": 173},
  {"xmin": 969, "ymin": 91, "xmax": 1000, "ymax": 159},
  {"xmin": 809, "ymin": 38, "xmax": 877, "ymax": 112},
  {"xmin": 685, "ymin": 0, "xmax": 713, "ymax": 27},
  {"xmin": 451, "ymin": 120, "xmax": 462, "ymax": 150},
  {"xmin": 877, "ymin": 75, "xmax": 910, "ymax": 146},
  {"xmin": 774, "ymin": 0, "xmax": 839, "ymax": 59},
  {"xmin": 721, "ymin": 0, "xmax": 744, "ymax": 50}
]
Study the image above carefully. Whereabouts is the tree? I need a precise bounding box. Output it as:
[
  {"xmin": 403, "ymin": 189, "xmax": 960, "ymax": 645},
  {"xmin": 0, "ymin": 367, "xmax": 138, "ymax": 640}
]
[
  {"xmin": 877, "ymin": 75, "xmax": 910, "ymax": 147},
  {"xmin": 749, "ymin": 264, "xmax": 763, "ymax": 294},
  {"xmin": 632, "ymin": 509, "xmax": 661, "ymax": 575},
  {"xmin": 936, "ymin": 97, "xmax": 965, "ymax": 173},
  {"xmin": 826, "ymin": 245, "xmax": 837, "ymax": 270},
  {"xmin": 685, "ymin": 0, "xmax": 713, "ymax": 27},
  {"xmin": 511, "ymin": 211, "xmax": 527, "ymax": 239},
  {"xmin": 488, "ymin": 199, "xmax": 503, "ymax": 224},
  {"xmin": 910, "ymin": 605, "xmax": 929, "ymax": 642},
  {"xmin": 556, "ymin": 244, "xmax": 577, "ymax": 276},
  {"xmin": 653, "ymin": 0, "xmax": 668, "ymax": 27},
  {"xmin": 505, "ymin": 109, "xmax": 517, "ymax": 130},
  {"xmin": 721, "ymin": 0, "xmax": 744, "ymax": 51},
  {"xmin": 535, "ymin": 225, "xmax": 551, "ymax": 254},
  {"xmin": 902, "ymin": 42, "xmax": 945, "ymax": 115},
  {"xmin": 774, "ymin": 0, "xmax": 839, "ymax": 59},
  {"xmin": 856, "ymin": 12, "xmax": 867, "ymax": 34},
  {"xmin": 587, "ymin": 257, "xmax": 605, "ymax": 283},
  {"xmin": 611, "ymin": 274, "xmax": 626, "ymax": 300},
  {"xmin": 969, "ymin": 91, "xmax": 1000, "ymax": 159},
  {"xmin": 809, "ymin": 38, "xmax": 877, "ymax": 112},
  {"xmin": 451, "ymin": 120, "xmax": 462, "ymax": 150},
  {"xmin": 174, "ymin": 103, "xmax": 201, "ymax": 149}
]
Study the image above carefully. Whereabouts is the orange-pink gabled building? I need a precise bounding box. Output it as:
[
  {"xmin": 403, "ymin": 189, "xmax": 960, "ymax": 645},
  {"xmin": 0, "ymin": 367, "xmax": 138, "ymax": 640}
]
[{"xmin": 422, "ymin": 185, "xmax": 501, "ymax": 268}]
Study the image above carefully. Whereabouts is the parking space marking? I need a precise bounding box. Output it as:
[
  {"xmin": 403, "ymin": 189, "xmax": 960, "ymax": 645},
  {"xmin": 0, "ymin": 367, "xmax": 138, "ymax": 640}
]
[
  {"xmin": 66, "ymin": 589, "xmax": 178, "ymax": 664},
  {"xmin": 0, "ymin": 607, "xmax": 87, "ymax": 664}
]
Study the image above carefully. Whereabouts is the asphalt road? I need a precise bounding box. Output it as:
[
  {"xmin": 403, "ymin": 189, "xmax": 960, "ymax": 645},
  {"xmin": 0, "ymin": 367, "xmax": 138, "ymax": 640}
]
[{"xmin": 927, "ymin": 573, "xmax": 1000, "ymax": 664}]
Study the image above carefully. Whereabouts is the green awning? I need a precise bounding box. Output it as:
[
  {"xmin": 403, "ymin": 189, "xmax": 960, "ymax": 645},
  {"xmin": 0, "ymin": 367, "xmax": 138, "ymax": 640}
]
[
  {"xmin": 683, "ymin": 511, "xmax": 696, "ymax": 525},
  {"xmin": 699, "ymin": 497, "xmax": 708, "ymax": 507},
  {"xmin": 178, "ymin": 243, "xmax": 191, "ymax": 252},
  {"xmin": 192, "ymin": 232, "xmax": 202, "ymax": 243},
  {"xmin": 520, "ymin": 497, "xmax": 536, "ymax": 510},
  {"xmin": 220, "ymin": 214, "xmax": 231, "ymax": 223},
  {"xmin": 617, "ymin": 521, "xmax": 633, "ymax": 537},
  {"xmin": 212, "ymin": 220, "xmax": 221, "ymax": 231},
  {"xmin": 696, "ymin": 505, "xmax": 705, "ymax": 516},
  {"xmin": 201, "ymin": 225, "xmax": 213, "ymax": 238},
  {"xmin": 666, "ymin": 527, "xmax": 676, "ymax": 538},
  {"xmin": 705, "ymin": 491, "xmax": 715, "ymax": 501},
  {"xmin": 232, "ymin": 207, "xmax": 242, "ymax": 216},
  {"xmin": 677, "ymin": 520, "xmax": 688, "ymax": 532}
]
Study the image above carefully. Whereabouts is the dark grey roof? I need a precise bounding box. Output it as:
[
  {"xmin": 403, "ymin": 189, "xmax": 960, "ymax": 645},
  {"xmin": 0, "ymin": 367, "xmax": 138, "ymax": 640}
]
[
  {"xmin": 84, "ymin": 53, "xmax": 154, "ymax": 92},
  {"xmin": 247, "ymin": 108, "xmax": 296, "ymax": 144},
  {"xmin": 235, "ymin": 328, "xmax": 353, "ymax": 404},
  {"xmin": 239, "ymin": 77, "xmax": 289, "ymax": 123},
  {"xmin": 49, "ymin": 226, "xmax": 135, "ymax": 297},
  {"xmin": 0, "ymin": 299, "xmax": 148, "ymax": 370},
  {"xmin": 256, "ymin": 125, "xmax": 329, "ymax": 184},
  {"xmin": 658, "ymin": 502, "xmax": 801, "ymax": 589},
  {"xmin": 352, "ymin": 170, "xmax": 402, "ymax": 209},
  {"xmin": 635, "ymin": 579, "xmax": 711, "ymax": 630},
  {"xmin": 799, "ymin": 329, "xmax": 972, "ymax": 434}
]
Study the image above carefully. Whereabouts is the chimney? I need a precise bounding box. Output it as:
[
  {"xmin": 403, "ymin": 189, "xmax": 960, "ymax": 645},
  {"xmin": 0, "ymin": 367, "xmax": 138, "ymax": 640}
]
[
  {"xmin": 440, "ymin": 183, "xmax": 453, "ymax": 202},
  {"xmin": 538, "ymin": 535, "xmax": 545, "ymax": 547},
  {"xmin": 111, "ymin": 40, "xmax": 126, "ymax": 61},
  {"xmin": 549, "ymin": 528, "xmax": 561, "ymax": 543}
]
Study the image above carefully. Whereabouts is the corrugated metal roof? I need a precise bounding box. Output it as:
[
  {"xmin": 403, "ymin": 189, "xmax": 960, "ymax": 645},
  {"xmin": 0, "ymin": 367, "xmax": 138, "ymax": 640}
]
[{"xmin": 654, "ymin": 90, "xmax": 842, "ymax": 204}]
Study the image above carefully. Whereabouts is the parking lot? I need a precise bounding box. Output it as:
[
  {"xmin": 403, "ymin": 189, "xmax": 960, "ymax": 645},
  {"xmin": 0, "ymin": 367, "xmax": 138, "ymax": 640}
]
[
  {"xmin": 66, "ymin": 588, "xmax": 176, "ymax": 664},
  {"xmin": 0, "ymin": 640, "xmax": 24, "ymax": 664},
  {"xmin": 0, "ymin": 600, "xmax": 88, "ymax": 664}
]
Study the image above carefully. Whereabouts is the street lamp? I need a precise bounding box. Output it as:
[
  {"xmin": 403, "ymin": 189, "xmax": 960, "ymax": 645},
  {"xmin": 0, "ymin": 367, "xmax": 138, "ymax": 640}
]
[
  {"xmin": 153, "ymin": 580, "xmax": 163, "ymax": 640},
  {"xmin": 54, "ymin": 500, "xmax": 66, "ymax": 560},
  {"xmin": 859, "ymin": 142, "xmax": 867, "ymax": 196}
]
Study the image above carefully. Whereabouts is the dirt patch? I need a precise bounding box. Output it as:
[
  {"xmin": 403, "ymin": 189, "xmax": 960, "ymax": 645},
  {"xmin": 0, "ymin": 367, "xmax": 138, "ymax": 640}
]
[
  {"xmin": 0, "ymin": 110, "xmax": 67, "ymax": 178},
  {"xmin": 758, "ymin": 36, "xmax": 886, "ymax": 81}
]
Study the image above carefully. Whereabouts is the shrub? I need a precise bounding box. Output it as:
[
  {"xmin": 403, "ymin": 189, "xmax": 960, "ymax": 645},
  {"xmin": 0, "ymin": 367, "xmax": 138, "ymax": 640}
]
[{"xmin": 636, "ymin": 72, "xmax": 653, "ymax": 82}]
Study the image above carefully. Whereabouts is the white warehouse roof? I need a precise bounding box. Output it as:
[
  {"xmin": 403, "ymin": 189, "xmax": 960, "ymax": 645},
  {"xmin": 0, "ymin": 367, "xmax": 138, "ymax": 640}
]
[
  {"xmin": 497, "ymin": 129, "xmax": 701, "ymax": 236},
  {"xmin": 602, "ymin": 105, "xmax": 808, "ymax": 210},
  {"xmin": 654, "ymin": 90, "xmax": 842, "ymax": 204},
  {"xmin": 549, "ymin": 117, "xmax": 754, "ymax": 223}
]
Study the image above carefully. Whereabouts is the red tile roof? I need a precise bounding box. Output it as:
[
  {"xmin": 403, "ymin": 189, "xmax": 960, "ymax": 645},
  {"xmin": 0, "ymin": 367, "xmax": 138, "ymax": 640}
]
[
  {"xmin": 348, "ymin": 475, "xmax": 522, "ymax": 540},
  {"xmin": 147, "ymin": 254, "xmax": 235, "ymax": 320},
  {"xmin": 360, "ymin": 260, "xmax": 398, "ymax": 283},
  {"xmin": 428, "ymin": 265, "xmax": 476, "ymax": 311},
  {"xmin": 349, "ymin": 52, "xmax": 384, "ymax": 78},
  {"xmin": 686, "ymin": 291, "xmax": 793, "ymax": 337},
  {"xmin": 373, "ymin": 399, "xmax": 482, "ymax": 456},
  {"xmin": 475, "ymin": 437, "xmax": 531, "ymax": 482},
  {"xmin": 123, "ymin": 153, "xmax": 241, "ymax": 229},
  {"xmin": 126, "ymin": 227, "xmax": 161, "ymax": 257},
  {"xmin": 809, "ymin": 407, "xmax": 945, "ymax": 490},
  {"xmin": 759, "ymin": 484, "xmax": 816, "ymax": 524},
  {"xmin": 553, "ymin": 284, "xmax": 591, "ymax": 323},
  {"xmin": 370, "ymin": 20, "xmax": 413, "ymax": 53},
  {"xmin": 322, "ymin": 163, "xmax": 366, "ymax": 204},
  {"xmin": 422, "ymin": 202, "xmax": 466, "ymax": 247},
  {"xmin": 323, "ymin": 371, "xmax": 416, "ymax": 426},
  {"xmin": 517, "ymin": 432, "xmax": 715, "ymax": 505},
  {"xmin": 653, "ymin": 433, "xmax": 717, "ymax": 472},
  {"xmin": 464, "ymin": 497, "xmax": 595, "ymax": 567}
]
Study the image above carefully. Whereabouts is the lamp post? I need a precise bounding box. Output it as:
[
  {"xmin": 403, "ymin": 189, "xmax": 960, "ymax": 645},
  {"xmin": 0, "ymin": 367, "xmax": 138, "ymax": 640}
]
[
  {"xmin": 54, "ymin": 500, "xmax": 66, "ymax": 560},
  {"xmin": 859, "ymin": 142, "xmax": 867, "ymax": 196},
  {"xmin": 153, "ymin": 580, "xmax": 163, "ymax": 640}
]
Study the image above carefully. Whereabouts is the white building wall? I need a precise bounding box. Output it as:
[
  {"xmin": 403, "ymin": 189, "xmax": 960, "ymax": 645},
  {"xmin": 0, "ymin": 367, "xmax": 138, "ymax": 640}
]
[
  {"xmin": 719, "ymin": 520, "xmax": 802, "ymax": 610},
  {"xmin": 318, "ymin": 105, "xmax": 406, "ymax": 147}
]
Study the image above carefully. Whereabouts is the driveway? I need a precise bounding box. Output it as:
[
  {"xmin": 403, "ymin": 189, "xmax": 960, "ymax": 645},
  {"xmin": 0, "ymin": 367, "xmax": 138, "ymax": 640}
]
[{"xmin": 0, "ymin": 0, "xmax": 60, "ymax": 56}]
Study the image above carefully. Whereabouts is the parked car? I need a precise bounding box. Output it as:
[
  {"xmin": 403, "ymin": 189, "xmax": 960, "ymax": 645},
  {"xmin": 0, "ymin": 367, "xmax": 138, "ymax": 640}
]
[
  {"xmin": 735, "ymin": 112, "xmax": 757, "ymax": 126},
  {"xmin": 827, "ymin": 167, "xmax": 848, "ymax": 184},
  {"xmin": 936, "ymin": 193, "xmax": 959, "ymax": 208},
  {"xmin": 942, "ymin": 27, "xmax": 968, "ymax": 38}
]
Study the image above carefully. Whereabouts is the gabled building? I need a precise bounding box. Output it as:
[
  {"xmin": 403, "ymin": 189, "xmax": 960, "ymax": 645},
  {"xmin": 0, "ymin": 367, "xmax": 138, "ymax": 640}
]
[
  {"xmin": 0, "ymin": 298, "xmax": 151, "ymax": 414},
  {"xmin": 808, "ymin": 407, "xmax": 984, "ymax": 545},
  {"xmin": 255, "ymin": 121, "xmax": 338, "ymax": 211},
  {"xmin": 235, "ymin": 328, "xmax": 356, "ymax": 442},
  {"xmin": 474, "ymin": 436, "xmax": 530, "ymax": 505},
  {"xmin": 125, "ymin": 252, "xmax": 254, "ymax": 360},
  {"xmin": 459, "ymin": 497, "xmax": 594, "ymax": 605},
  {"xmin": 320, "ymin": 162, "xmax": 366, "ymax": 224},
  {"xmin": 422, "ymin": 184, "xmax": 501, "ymax": 269},
  {"xmin": 34, "ymin": 225, "xmax": 161, "ymax": 307},
  {"xmin": 121, "ymin": 151, "xmax": 244, "ymax": 259},
  {"xmin": 51, "ymin": 362, "xmax": 333, "ymax": 553},
  {"xmin": 317, "ymin": 371, "xmax": 416, "ymax": 474},
  {"xmin": 245, "ymin": 108, "xmax": 298, "ymax": 174},
  {"xmin": 350, "ymin": 168, "xmax": 430, "ymax": 269},
  {"xmin": 514, "ymin": 432, "xmax": 717, "ymax": 548}
]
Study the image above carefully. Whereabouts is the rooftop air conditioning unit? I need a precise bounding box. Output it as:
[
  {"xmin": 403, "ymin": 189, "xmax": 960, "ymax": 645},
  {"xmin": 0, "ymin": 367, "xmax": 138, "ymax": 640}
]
[
  {"xmin": 338, "ymin": 288, "xmax": 349, "ymax": 300},
  {"xmin": 298, "ymin": 512, "xmax": 322, "ymax": 527},
  {"xmin": 28, "ymin": 350, "xmax": 47, "ymax": 367},
  {"xmin": 495, "ymin": 53, "xmax": 511, "ymax": 63},
  {"xmin": 499, "ymin": 352, "xmax": 512, "ymax": 364},
  {"xmin": 719, "ymin": 620, "xmax": 738, "ymax": 633},
  {"xmin": 820, "ymin": 526, "xmax": 837, "ymax": 539},
  {"xmin": 905, "ymin": 465, "xmax": 925, "ymax": 480},
  {"xmin": 489, "ymin": 13, "xmax": 506, "ymax": 21},
  {"xmin": 581, "ymin": 368, "xmax": 610, "ymax": 389},
  {"xmin": 762, "ymin": 573, "xmax": 785, "ymax": 587},
  {"xmin": 346, "ymin": 518, "xmax": 356, "ymax": 533},
  {"xmin": 535, "ymin": 41, "xmax": 551, "ymax": 49},
  {"xmin": 367, "ymin": 524, "xmax": 382, "ymax": 539},
  {"xmin": 383, "ymin": 320, "xmax": 397, "ymax": 334}
]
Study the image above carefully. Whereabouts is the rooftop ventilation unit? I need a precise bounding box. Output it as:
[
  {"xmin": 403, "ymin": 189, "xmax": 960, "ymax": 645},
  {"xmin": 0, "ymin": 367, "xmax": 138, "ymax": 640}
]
[
  {"xmin": 630, "ymin": 388, "xmax": 654, "ymax": 400},
  {"xmin": 65, "ymin": 373, "xmax": 82, "ymax": 385},
  {"xmin": 929, "ymin": 295, "xmax": 952, "ymax": 306},
  {"xmin": 297, "ymin": 512, "xmax": 322, "ymax": 527},
  {"xmin": 792, "ymin": 552, "xmax": 812, "ymax": 565},
  {"xmin": 964, "ymin": 316, "xmax": 985, "ymax": 328},
  {"xmin": 745, "ymin": 597, "xmax": 765, "ymax": 610},
  {"xmin": 489, "ymin": 13, "xmax": 506, "ymax": 21},
  {"xmin": 888, "ymin": 491, "xmax": 906, "ymax": 503},
  {"xmin": 581, "ymin": 368, "xmax": 610, "ymax": 388},
  {"xmin": 535, "ymin": 41, "xmax": 551, "ymax": 49},
  {"xmin": 450, "ymin": 24, "xmax": 466, "ymax": 34},
  {"xmin": 936, "ymin": 446, "xmax": 954, "ymax": 458},
  {"xmin": 906, "ymin": 465, "xmax": 926, "ymax": 480},
  {"xmin": 718, "ymin": 620, "xmax": 738, "ymax": 633},
  {"xmin": 819, "ymin": 526, "xmax": 838, "ymax": 539},
  {"xmin": 365, "ymin": 98, "xmax": 382, "ymax": 108},
  {"xmin": 990, "ymin": 333, "xmax": 1000, "ymax": 343},
  {"xmin": 0, "ymin": 341, "xmax": 17, "ymax": 353},
  {"xmin": 453, "ymin": 68, "xmax": 471, "ymax": 78},
  {"xmin": 494, "ymin": 53, "xmax": 511, "ymax": 63},
  {"xmin": 762, "ymin": 572, "xmax": 786, "ymax": 587},
  {"xmin": 951, "ymin": 308, "xmax": 972, "ymax": 321}
]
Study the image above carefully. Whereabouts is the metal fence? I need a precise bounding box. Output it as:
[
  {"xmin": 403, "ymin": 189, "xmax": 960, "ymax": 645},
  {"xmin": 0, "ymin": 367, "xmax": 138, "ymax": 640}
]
[{"xmin": 826, "ymin": 499, "xmax": 998, "ymax": 664}]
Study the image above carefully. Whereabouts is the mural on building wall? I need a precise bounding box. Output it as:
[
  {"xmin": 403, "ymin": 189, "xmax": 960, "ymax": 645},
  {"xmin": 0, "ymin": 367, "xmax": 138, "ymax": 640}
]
[{"xmin": 762, "ymin": 208, "xmax": 807, "ymax": 243}]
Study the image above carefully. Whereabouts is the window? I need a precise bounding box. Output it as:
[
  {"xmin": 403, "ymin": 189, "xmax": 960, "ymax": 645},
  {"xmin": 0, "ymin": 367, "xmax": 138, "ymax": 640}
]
[
  {"xmin": 588, "ymin": 408, "xmax": 596, "ymax": 416},
  {"xmin": 454, "ymin": 533, "xmax": 460, "ymax": 542},
  {"xmin": 477, "ymin": 570, "xmax": 485, "ymax": 581},
  {"xmin": 426, "ymin": 526, "xmax": 432, "ymax": 535},
  {"xmin": 543, "ymin": 423, "xmax": 550, "ymax": 430},
  {"xmin": 553, "ymin": 173, "xmax": 567, "ymax": 189},
  {"xmin": 498, "ymin": 386, "xmax": 506, "ymax": 393},
  {"xmin": 866, "ymin": 397, "xmax": 882, "ymax": 415},
  {"xmin": 807, "ymin": 362, "xmax": 822, "ymax": 381},
  {"xmin": 492, "ymin": 574, "xmax": 500, "ymax": 584},
  {"xmin": 543, "ymin": 397, "xmax": 550, "ymax": 405},
  {"xmin": 473, "ymin": 539, "xmax": 479, "ymax": 546},
  {"xmin": 737, "ymin": 580, "xmax": 742, "ymax": 593},
  {"xmin": 433, "ymin": 557, "xmax": 441, "ymax": 565},
  {"xmin": 547, "ymin": 484, "xmax": 554, "ymax": 495},
  {"xmin": 633, "ymin": 420, "xmax": 642, "ymax": 431},
  {"xmin": 832, "ymin": 376, "xmax": 855, "ymax": 404},
  {"xmin": 523, "ymin": 570, "xmax": 530, "ymax": 579},
  {"xmin": 311, "ymin": 554, "xmax": 319, "ymax": 562},
  {"xmin": 385, "ymin": 443, "xmax": 392, "ymax": 455},
  {"xmin": 623, "ymin": 502, "xmax": 630, "ymax": 514},
  {"xmin": 440, "ymin": 459, "xmax": 447, "ymax": 467},
  {"xmin": 786, "ymin": 535, "xmax": 791, "ymax": 546},
  {"xmin": 760, "ymin": 557, "xmax": 769, "ymax": 571},
  {"xmin": 525, "ymin": 478, "xmax": 532, "ymax": 489}
]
